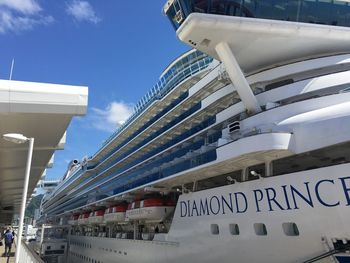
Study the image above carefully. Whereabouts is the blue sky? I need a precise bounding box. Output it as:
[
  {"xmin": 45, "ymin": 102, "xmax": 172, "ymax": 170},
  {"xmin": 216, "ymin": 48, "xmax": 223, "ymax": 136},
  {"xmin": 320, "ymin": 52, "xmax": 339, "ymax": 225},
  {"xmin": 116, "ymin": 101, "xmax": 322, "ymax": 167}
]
[{"xmin": 0, "ymin": 0, "xmax": 189, "ymax": 181}]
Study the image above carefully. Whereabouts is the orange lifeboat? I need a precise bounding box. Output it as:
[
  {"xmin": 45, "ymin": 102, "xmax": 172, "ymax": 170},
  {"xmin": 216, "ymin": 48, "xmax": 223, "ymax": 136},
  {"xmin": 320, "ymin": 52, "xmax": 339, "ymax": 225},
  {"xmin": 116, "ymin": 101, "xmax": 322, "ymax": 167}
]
[
  {"xmin": 125, "ymin": 198, "xmax": 175, "ymax": 222},
  {"xmin": 104, "ymin": 204, "xmax": 127, "ymax": 223},
  {"xmin": 89, "ymin": 209, "xmax": 105, "ymax": 224},
  {"xmin": 68, "ymin": 214, "xmax": 79, "ymax": 225},
  {"xmin": 78, "ymin": 212, "xmax": 90, "ymax": 225}
]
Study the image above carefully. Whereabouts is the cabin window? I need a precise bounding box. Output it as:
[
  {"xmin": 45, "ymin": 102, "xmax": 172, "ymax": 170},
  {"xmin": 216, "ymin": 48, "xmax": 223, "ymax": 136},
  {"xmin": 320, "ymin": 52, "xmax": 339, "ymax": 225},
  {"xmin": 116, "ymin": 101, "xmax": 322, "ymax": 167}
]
[
  {"xmin": 282, "ymin": 222, "xmax": 300, "ymax": 236},
  {"xmin": 229, "ymin": 224, "xmax": 240, "ymax": 235},
  {"xmin": 254, "ymin": 223, "xmax": 267, "ymax": 236},
  {"xmin": 211, "ymin": 224, "xmax": 219, "ymax": 235}
]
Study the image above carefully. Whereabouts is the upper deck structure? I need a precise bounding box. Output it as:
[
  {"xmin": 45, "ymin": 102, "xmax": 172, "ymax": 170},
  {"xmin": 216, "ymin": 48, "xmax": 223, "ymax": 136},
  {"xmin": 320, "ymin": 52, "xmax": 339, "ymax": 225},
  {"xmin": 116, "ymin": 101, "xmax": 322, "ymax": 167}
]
[
  {"xmin": 41, "ymin": 49, "xmax": 216, "ymax": 216},
  {"xmin": 164, "ymin": 0, "xmax": 350, "ymax": 72},
  {"xmin": 164, "ymin": 0, "xmax": 350, "ymax": 114},
  {"xmin": 0, "ymin": 79, "xmax": 88, "ymax": 225}
]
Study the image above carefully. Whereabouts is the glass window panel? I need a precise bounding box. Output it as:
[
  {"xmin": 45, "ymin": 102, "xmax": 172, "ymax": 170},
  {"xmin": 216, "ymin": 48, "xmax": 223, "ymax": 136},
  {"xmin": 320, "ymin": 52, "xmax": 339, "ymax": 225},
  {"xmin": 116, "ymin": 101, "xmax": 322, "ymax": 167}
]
[
  {"xmin": 254, "ymin": 223, "xmax": 267, "ymax": 236},
  {"xmin": 211, "ymin": 224, "xmax": 219, "ymax": 235},
  {"xmin": 282, "ymin": 222, "xmax": 300, "ymax": 236},
  {"xmin": 229, "ymin": 223, "xmax": 240, "ymax": 235}
]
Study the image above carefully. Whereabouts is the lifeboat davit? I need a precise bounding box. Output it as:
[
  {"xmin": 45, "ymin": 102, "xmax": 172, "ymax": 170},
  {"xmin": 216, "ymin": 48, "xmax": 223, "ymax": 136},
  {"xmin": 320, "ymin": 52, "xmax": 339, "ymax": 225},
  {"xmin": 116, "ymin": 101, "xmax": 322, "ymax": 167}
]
[
  {"xmin": 104, "ymin": 205, "xmax": 127, "ymax": 223},
  {"xmin": 125, "ymin": 198, "xmax": 175, "ymax": 222},
  {"xmin": 68, "ymin": 214, "xmax": 79, "ymax": 225},
  {"xmin": 78, "ymin": 212, "xmax": 90, "ymax": 225},
  {"xmin": 89, "ymin": 209, "xmax": 105, "ymax": 224}
]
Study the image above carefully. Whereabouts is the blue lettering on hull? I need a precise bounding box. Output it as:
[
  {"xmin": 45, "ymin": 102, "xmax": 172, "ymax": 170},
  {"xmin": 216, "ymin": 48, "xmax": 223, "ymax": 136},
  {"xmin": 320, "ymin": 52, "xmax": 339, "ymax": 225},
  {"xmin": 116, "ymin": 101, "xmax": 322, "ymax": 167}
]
[
  {"xmin": 179, "ymin": 176, "xmax": 350, "ymax": 218},
  {"xmin": 336, "ymin": 256, "xmax": 350, "ymax": 263}
]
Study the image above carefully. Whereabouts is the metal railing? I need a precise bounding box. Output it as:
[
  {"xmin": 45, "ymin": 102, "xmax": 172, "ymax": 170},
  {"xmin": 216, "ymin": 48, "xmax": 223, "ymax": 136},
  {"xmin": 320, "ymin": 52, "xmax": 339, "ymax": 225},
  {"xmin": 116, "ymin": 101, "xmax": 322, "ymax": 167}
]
[{"xmin": 101, "ymin": 50, "xmax": 213, "ymax": 148}]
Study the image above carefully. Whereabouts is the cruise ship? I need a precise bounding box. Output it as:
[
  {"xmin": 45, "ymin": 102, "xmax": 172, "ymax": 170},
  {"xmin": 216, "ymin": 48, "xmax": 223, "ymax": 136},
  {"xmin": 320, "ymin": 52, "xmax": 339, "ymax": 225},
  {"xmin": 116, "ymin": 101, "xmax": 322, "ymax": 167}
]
[{"xmin": 39, "ymin": 1, "xmax": 350, "ymax": 262}]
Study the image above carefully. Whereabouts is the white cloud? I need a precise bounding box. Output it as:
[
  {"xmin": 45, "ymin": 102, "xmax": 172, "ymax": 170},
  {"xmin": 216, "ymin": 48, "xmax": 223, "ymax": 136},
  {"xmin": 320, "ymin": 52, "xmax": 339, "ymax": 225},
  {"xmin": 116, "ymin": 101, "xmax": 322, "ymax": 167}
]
[
  {"xmin": 89, "ymin": 101, "xmax": 134, "ymax": 133},
  {"xmin": 0, "ymin": 10, "xmax": 53, "ymax": 34},
  {"xmin": 66, "ymin": 0, "xmax": 100, "ymax": 24},
  {"xmin": 0, "ymin": 0, "xmax": 53, "ymax": 34},
  {"xmin": 0, "ymin": 0, "xmax": 41, "ymax": 14}
]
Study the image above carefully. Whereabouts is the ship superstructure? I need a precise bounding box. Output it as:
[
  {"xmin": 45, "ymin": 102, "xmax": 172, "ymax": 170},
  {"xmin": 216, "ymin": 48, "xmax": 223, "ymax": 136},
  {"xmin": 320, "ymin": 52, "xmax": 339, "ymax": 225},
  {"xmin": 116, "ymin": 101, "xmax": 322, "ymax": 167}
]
[{"xmin": 40, "ymin": 1, "xmax": 350, "ymax": 262}]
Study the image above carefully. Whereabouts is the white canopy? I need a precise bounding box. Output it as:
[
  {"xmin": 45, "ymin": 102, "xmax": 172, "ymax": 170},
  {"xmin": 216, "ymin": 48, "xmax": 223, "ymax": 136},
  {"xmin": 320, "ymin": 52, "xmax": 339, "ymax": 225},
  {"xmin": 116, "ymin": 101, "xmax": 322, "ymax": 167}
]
[{"xmin": 0, "ymin": 79, "xmax": 88, "ymax": 224}]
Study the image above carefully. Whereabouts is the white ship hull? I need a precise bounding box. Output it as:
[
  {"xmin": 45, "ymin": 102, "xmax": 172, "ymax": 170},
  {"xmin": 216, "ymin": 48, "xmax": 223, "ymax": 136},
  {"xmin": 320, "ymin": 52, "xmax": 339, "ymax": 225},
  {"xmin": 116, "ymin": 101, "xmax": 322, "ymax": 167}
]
[{"xmin": 68, "ymin": 163, "xmax": 350, "ymax": 263}]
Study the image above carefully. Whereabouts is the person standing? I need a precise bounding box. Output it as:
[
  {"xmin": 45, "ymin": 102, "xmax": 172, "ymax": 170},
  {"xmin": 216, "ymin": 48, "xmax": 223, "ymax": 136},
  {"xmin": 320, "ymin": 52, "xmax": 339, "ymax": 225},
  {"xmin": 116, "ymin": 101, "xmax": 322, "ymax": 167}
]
[{"xmin": 3, "ymin": 229, "xmax": 13, "ymax": 257}]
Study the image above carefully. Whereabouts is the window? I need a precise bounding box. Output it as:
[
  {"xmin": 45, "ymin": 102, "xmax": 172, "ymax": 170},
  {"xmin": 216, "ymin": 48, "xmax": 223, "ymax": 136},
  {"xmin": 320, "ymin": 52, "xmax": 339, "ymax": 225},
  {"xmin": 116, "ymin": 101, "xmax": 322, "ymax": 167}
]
[
  {"xmin": 229, "ymin": 224, "xmax": 240, "ymax": 235},
  {"xmin": 282, "ymin": 222, "xmax": 300, "ymax": 236},
  {"xmin": 254, "ymin": 223, "xmax": 267, "ymax": 236},
  {"xmin": 211, "ymin": 224, "xmax": 219, "ymax": 235}
]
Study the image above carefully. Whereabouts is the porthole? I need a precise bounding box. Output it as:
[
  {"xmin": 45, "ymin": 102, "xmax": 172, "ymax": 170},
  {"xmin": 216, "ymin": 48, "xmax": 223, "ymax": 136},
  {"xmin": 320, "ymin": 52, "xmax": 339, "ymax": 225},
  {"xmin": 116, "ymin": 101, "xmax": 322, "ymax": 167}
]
[
  {"xmin": 210, "ymin": 224, "xmax": 219, "ymax": 235},
  {"xmin": 229, "ymin": 224, "xmax": 239, "ymax": 235},
  {"xmin": 282, "ymin": 222, "xmax": 299, "ymax": 236},
  {"xmin": 254, "ymin": 223, "xmax": 267, "ymax": 236}
]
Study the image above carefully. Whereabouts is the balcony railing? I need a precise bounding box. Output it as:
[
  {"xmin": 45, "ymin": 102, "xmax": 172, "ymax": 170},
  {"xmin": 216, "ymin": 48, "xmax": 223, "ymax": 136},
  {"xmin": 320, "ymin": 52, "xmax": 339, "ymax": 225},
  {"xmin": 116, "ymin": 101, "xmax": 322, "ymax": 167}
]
[{"xmin": 101, "ymin": 51, "xmax": 213, "ymax": 148}]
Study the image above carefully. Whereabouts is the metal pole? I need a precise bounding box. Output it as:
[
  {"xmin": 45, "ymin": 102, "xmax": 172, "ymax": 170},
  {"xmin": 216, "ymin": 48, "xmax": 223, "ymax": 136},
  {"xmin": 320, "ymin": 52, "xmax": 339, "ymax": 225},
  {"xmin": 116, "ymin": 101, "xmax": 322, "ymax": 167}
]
[
  {"xmin": 9, "ymin": 59, "xmax": 14, "ymax": 80},
  {"xmin": 14, "ymin": 138, "xmax": 34, "ymax": 263}
]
